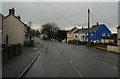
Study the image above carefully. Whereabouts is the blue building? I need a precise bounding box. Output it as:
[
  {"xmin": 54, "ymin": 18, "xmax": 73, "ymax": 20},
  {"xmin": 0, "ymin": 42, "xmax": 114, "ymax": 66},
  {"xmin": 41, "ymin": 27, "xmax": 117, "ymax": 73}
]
[{"xmin": 86, "ymin": 22, "xmax": 111, "ymax": 43}]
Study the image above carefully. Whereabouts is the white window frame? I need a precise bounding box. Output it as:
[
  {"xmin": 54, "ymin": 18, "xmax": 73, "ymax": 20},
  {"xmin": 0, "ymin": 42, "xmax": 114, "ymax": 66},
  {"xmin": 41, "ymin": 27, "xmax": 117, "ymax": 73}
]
[
  {"xmin": 91, "ymin": 33, "xmax": 93, "ymax": 36},
  {"xmin": 102, "ymin": 33, "xmax": 106, "ymax": 36},
  {"xmin": 107, "ymin": 33, "xmax": 110, "ymax": 36}
]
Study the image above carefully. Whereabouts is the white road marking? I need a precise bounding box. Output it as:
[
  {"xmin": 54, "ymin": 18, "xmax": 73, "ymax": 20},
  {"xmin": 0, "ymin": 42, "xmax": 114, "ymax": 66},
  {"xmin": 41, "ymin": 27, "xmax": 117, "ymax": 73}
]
[
  {"xmin": 101, "ymin": 61, "xmax": 118, "ymax": 70},
  {"xmin": 63, "ymin": 53, "xmax": 83, "ymax": 77},
  {"xmin": 113, "ymin": 66, "xmax": 118, "ymax": 70},
  {"xmin": 69, "ymin": 60, "xmax": 83, "ymax": 77}
]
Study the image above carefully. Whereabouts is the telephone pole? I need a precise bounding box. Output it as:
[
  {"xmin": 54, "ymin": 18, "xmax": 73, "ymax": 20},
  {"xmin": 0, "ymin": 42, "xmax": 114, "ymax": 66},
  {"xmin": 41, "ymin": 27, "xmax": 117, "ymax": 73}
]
[{"xmin": 88, "ymin": 9, "xmax": 90, "ymax": 42}]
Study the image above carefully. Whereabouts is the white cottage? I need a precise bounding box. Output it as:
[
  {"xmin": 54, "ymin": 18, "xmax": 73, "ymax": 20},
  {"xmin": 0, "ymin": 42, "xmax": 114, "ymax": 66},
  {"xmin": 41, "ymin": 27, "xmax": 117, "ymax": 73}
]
[
  {"xmin": 3, "ymin": 8, "xmax": 25, "ymax": 45},
  {"xmin": 74, "ymin": 27, "xmax": 88, "ymax": 42}
]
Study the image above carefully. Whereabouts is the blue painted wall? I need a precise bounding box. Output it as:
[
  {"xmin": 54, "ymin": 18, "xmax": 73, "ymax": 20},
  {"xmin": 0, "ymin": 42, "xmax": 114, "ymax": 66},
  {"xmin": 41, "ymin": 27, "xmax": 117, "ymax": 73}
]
[{"xmin": 86, "ymin": 24, "xmax": 111, "ymax": 42}]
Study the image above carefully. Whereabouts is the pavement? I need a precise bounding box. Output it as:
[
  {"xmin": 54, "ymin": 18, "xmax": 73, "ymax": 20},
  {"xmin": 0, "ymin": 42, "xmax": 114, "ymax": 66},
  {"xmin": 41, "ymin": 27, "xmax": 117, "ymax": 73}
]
[
  {"xmin": 2, "ymin": 39, "xmax": 42, "ymax": 77},
  {"xmin": 23, "ymin": 38, "xmax": 119, "ymax": 77}
]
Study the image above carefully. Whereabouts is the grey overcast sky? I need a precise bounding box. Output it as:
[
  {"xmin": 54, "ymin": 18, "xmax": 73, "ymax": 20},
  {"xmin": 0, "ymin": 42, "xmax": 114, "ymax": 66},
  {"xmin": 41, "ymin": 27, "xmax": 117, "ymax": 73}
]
[{"xmin": 2, "ymin": 2, "xmax": 119, "ymax": 33}]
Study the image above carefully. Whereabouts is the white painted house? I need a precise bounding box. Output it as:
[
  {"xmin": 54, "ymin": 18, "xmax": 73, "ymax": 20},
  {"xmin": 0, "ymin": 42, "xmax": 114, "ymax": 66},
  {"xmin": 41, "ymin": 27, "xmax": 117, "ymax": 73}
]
[
  {"xmin": 74, "ymin": 27, "xmax": 88, "ymax": 42},
  {"xmin": 67, "ymin": 27, "xmax": 78, "ymax": 43},
  {"xmin": 3, "ymin": 8, "xmax": 25, "ymax": 45}
]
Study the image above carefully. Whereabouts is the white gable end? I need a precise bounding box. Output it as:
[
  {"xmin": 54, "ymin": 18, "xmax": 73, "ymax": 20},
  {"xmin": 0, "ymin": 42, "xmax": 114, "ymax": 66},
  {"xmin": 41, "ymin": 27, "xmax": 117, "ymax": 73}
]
[{"xmin": 3, "ymin": 15, "xmax": 25, "ymax": 45}]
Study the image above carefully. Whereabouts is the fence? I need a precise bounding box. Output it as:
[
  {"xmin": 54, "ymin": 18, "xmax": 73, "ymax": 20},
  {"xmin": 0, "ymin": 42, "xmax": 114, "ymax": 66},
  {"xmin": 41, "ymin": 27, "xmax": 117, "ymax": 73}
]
[
  {"xmin": 107, "ymin": 46, "xmax": 120, "ymax": 53},
  {"xmin": 87, "ymin": 42, "xmax": 107, "ymax": 50},
  {"xmin": 87, "ymin": 42, "xmax": 120, "ymax": 53},
  {"xmin": 2, "ymin": 44, "xmax": 21, "ymax": 63}
]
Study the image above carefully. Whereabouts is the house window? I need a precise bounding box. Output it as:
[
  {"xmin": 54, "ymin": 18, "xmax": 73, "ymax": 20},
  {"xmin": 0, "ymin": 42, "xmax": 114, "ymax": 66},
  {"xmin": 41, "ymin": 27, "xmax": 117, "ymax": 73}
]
[
  {"xmin": 86, "ymin": 33, "xmax": 88, "ymax": 36},
  {"xmin": 102, "ymin": 33, "xmax": 106, "ymax": 36},
  {"xmin": 82, "ymin": 36, "xmax": 85, "ymax": 38},
  {"xmin": 90, "ymin": 39, "xmax": 92, "ymax": 41},
  {"xmin": 107, "ymin": 33, "xmax": 110, "ymax": 36},
  {"xmin": 91, "ymin": 33, "xmax": 93, "ymax": 36},
  {"xmin": 75, "ymin": 35, "xmax": 78, "ymax": 37}
]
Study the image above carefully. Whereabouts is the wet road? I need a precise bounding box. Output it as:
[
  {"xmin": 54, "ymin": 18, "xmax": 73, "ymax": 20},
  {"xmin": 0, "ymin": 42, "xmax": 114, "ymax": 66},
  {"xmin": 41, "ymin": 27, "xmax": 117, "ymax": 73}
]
[{"xmin": 24, "ymin": 38, "xmax": 118, "ymax": 77}]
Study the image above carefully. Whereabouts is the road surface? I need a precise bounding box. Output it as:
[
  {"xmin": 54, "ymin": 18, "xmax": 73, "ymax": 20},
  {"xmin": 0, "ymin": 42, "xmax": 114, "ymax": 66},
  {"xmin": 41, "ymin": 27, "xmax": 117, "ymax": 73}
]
[{"xmin": 24, "ymin": 38, "xmax": 118, "ymax": 77}]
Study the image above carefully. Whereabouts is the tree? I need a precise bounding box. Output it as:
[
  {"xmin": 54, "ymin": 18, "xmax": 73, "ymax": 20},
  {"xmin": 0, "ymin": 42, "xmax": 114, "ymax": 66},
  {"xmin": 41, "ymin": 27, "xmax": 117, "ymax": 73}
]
[{"xmin": 41, "ymin": 23, "xmax": 60, "ymax": 40}]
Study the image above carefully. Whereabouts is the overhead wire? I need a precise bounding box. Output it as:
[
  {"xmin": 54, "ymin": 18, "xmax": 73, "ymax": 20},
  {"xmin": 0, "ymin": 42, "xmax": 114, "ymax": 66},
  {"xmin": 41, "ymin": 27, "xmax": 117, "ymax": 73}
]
[
  {"xmin": 44, "ymin": 10, "xmax": 86, "ymax": 22},
  {"xmin": 39, "ymin": 2, "xmax": 112, "ymax": 29},
  {"xmin": 41, "ymin": 10, "xmax": 88, "ymax": 27},
  {"xmin": 90, "ymin": 12, "xmax": 113, "ymax": 26}
]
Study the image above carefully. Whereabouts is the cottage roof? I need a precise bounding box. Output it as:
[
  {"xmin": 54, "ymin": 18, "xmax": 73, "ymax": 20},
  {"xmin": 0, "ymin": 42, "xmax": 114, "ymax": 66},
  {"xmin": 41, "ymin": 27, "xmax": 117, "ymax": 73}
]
[
  {"xmin": 117, "ymin": 25, "xmax": 120, "ymax": 29},
  {"xmin": 74, "ymin": 28, "xmax": 88, "ymax": 33},
  {"xmin": 4, "ymin": 8, "xmax": 27, "ymax": 27},
  {"xmin": 5, "ymin": 14, "xmax": 27, "ymax": 27},
  {"xmin": 68, "ymin": 27, "xmax": 77, "ymax": 33},
  {"xmin": 0, "ymin": 13, "xmax": 4, "ymax": 17},
  {"xmin": 89, "ymin": 24, "xmax": 104, "ymax": 32}
]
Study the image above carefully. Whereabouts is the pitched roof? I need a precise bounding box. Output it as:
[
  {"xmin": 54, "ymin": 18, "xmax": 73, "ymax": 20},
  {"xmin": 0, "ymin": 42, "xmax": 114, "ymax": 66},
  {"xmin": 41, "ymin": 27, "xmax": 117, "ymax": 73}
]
[
  {"xmin": 89, "ymin": 24, "xmax": 104, "ymax": 32},
  {"xmin": 117, "ymin": 25, "xmax": 120, "ymax": 29},
  {"xmin": 5, "ymin": 14, "xmax": 27, "ymax": 27},
  {"xmin": 0, "ymin": 13, "xmax": 4, "ymax": 17},
  {"xmin": 68, "ymin": 27, "xmax": 77, "ymax": 33},
  {"xmin": 74, "ymin": 28, "xmax": 88, "ymax": 33}
]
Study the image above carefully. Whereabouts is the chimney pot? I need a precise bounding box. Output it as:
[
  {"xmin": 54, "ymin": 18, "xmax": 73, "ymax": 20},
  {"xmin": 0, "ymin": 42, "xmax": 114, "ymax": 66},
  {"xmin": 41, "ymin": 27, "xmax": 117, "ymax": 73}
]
[
  {"xmin": 82, "ymin": 26, "xmax": 84, "ymax": 29},
  {"xmin": 9, "ymin": 7, "xmax": 15, "ymax": 15},
  {"xmin": 97, "ymin": 22, "xmax": 99, "ymax": 25}
]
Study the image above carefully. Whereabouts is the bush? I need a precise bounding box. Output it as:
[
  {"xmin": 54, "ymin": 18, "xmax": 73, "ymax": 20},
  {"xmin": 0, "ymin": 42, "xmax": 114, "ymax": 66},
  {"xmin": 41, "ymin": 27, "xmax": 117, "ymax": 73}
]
[{"xmin": 42, "ymin": 36, "xmax": 47, "ymax": 40}]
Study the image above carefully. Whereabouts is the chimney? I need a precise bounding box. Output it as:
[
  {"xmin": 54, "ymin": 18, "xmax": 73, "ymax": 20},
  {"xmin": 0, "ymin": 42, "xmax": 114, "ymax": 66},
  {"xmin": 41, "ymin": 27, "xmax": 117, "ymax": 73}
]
[
  {"xmin": 9, "ymin": 7, "xmax": 15, "ymax": 15},
  {"xmin": 82, "ymin": 26, "xmax": 84, "ymax": 29},
  {"xmin": 16, "ymin": 15, "xmax": 21, "ymax": 20},
  {"xmin": 96, "ymin": 22, "xmax": 99, "ymax": 25},
  {"xmin": 74, "ymin": 26, "xmax": 76, "ymax": 29}
]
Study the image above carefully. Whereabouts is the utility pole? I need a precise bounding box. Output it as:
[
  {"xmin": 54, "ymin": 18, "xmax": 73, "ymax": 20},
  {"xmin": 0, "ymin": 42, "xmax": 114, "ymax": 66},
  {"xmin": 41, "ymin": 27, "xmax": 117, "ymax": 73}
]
[
  {"xmin": 28, "ymin": 21, "xmax": 32, "ymax": 42},
  {"xmin": 88, "ymin": 9, "xmax": 90, "ymax": 42}
]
